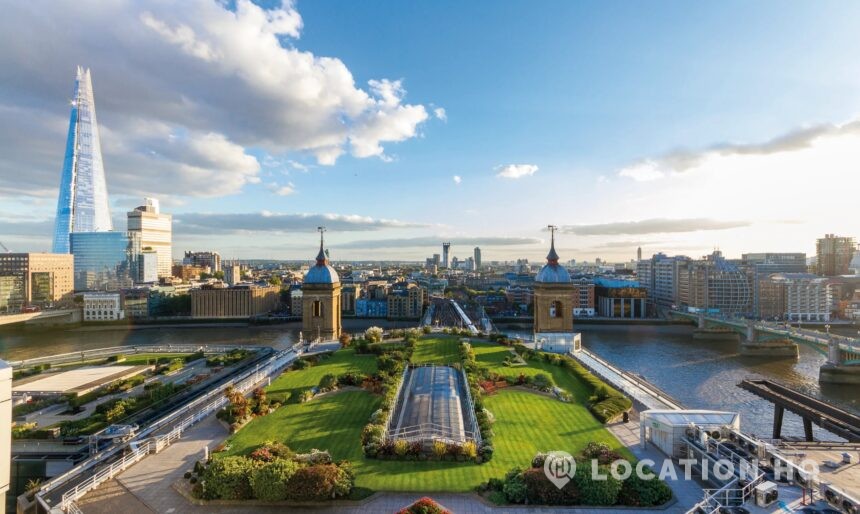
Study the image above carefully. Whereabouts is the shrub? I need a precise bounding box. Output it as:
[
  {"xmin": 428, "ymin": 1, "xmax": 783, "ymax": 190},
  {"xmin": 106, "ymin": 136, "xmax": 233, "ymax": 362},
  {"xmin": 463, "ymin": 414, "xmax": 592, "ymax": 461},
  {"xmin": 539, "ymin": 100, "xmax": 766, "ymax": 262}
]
[
  {"xmin": 523, "ymin": 467, "xmax": 579, "ymax": 505},
  {"xmin": 285, "ymin": 464, "xmax": 342, "ymax": 501},
  {"xmin": 318, "ymin": 374, "xmax": 337, "ymax": 392},
  {"xmin": 397, "ymin": 496, "xmax": 451, "ymax": 514},
  {"xmin": 530, "ymin": 373, "xmax": 554, "ymax": 391},
  {"xmin": 297, "ymin": 388, "xmax": 315, "ymax": 403},
  {"xmin": 292, "ymin": 358, "xmax": 310, "ymax": 370},
  {"xmin": 573, "ymin": 463, "xmax": 621, "ymax": 506},
  {"xmin": 461, "ymin": 441, "xmax": 477, "ymax": 459},
  {"xmin": 502, "ymin": 468, "xmax": 527, "ymax": 504},
  {"xmin": 394, "ymin": 439, "xmax": 409, "ymax": 456},
  {"xmin": 361, "ymin": 424, "xmax": 385, "ymax": 446},
  {"xmin": 618, "ymin": 468, "xmax": 673, "ymax": 506},
  {"xmin": 432, "ymin": 440, "xmax": 447, "ymax": 458},
  {"xmin": 203, "ymin": 456, "xmax": 258, "ymax": 500},
  {"xmin": 365, "ymin": 326, "xmax": 384, "ymax": 343},
  {"xmin": 338, "ymin": 333, "xmax": 352, "ymax": 347},
  {"xmin": 293, "ymin": 449, "xmax": 333, "ymax": 465},
  {"xmin": 250, "ymin": 458, "xmax": 299, "ymax": 501}
]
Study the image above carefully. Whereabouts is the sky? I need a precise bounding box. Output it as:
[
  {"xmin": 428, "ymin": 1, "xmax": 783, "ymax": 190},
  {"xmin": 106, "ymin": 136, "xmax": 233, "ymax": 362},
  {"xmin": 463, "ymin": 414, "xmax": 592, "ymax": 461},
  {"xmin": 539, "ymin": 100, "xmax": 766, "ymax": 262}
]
[{"xmin": 0, "ymin": 0, "xmax": 858, "ymax": 263}]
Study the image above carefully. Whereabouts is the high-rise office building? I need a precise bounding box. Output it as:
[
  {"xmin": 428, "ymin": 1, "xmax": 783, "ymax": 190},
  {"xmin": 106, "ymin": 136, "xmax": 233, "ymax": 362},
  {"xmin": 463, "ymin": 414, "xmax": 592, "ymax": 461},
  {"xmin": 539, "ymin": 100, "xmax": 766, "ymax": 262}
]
[
  {"xmin": 70, "ymin": 232, "xmax": 136, "ymax": 291},
  {"xmin": 474, "ymin": 247, "xmax": 482, "ymax": 270},
  {"xmin": 52, "ymin": 67, "xmax": 112, "ymax": 253},
  {"xmin": 816, "ymin": 234, "xmax": 856, "ymax": 276},
  {"xmin": 127, "ymin": 198, "xmax": 172, "ymax": 278},
  {"xmin": 224, "ymin": 262, "xmax": 242, "ymax": 286},
  {"xmin": 137, "ymin": 250, "xmax": 159, "ymax": 283},
  {"xmin": 442, "ymin": 243, "xmax": 451, "ymax": 269},
  {"xmin": 0, "ymin": 253, "xmax": 74, "ymax": 312}
]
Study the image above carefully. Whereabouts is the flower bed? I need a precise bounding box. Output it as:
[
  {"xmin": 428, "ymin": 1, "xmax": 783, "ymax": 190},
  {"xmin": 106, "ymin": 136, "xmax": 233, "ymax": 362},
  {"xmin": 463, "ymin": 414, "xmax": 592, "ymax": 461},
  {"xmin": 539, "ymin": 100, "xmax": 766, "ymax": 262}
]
[{"xmin": 396, "ymin": 496, "xmax": 451, "ymax": 514}]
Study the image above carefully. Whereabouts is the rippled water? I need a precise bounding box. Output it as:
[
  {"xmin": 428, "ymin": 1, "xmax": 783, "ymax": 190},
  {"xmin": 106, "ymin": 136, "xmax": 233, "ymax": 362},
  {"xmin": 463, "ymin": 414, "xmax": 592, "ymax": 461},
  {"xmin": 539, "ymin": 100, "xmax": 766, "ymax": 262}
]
[{"xmin": 3, "ymin": 322, "xmax": 858, "ymax": 441}]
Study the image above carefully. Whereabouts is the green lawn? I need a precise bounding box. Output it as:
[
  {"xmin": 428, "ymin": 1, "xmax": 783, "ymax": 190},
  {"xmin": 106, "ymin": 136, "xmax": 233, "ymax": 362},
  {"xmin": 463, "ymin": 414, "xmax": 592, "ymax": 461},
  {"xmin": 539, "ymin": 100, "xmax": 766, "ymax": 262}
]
[
  {"xmin": 220, "ymin": 338, "xmax": 629, "ymax": 492},
  {"xmin": 411, "ymin": 335, "xmax": 461, "ymax": 365}
]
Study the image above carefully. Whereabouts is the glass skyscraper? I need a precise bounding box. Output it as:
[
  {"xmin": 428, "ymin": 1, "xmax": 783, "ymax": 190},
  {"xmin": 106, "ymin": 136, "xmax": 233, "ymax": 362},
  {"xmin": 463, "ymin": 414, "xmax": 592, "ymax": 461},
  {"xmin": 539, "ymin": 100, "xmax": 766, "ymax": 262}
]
[
  {"xmin": 70, "ymin": 232, "xmax": 137, "ymax": 291},
  {"xmin": 52, "ymin": 66, "xmax": 113, "ymax": 253}
]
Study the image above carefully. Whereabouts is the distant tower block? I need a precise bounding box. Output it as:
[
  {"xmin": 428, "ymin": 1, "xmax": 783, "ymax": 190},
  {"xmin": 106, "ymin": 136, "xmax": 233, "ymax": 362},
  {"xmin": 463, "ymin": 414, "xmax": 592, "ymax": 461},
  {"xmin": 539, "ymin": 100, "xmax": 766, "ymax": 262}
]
[
  {"xmin": 442, "ymin": 242, "xmax": 451, "ymax": 269},
  {"xmin": 302, "ymin": 227, "xmax": 341, "ymax": 342},
  {"xmin": 637, "ymin": 246, "xmax": 642, "ymax": 262}
]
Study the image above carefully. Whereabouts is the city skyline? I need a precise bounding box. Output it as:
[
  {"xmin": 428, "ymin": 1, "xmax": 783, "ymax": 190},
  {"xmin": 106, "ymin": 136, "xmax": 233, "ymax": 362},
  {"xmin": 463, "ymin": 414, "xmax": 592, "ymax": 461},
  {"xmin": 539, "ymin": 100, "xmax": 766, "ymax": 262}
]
[{"xmin": 0, "ymin": 1, "xmax": 859, "ymax": 261}]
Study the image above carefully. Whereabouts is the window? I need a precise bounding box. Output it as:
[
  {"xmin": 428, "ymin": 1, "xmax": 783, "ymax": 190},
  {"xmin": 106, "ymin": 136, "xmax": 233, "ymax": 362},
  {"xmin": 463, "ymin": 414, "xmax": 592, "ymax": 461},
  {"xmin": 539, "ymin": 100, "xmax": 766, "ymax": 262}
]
[
  {"xmin": 312, "ymin": 300, "xmax": 323, "ymax": 317},
  {"xmin": 550, "ymin": 300, "xmax": 563, "ymax": 318}
]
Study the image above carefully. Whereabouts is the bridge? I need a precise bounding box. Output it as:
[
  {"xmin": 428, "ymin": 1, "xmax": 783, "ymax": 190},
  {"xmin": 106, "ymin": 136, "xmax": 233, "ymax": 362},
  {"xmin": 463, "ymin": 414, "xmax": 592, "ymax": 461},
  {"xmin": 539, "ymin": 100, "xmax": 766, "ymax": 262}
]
[
  {"xmin": 671, "ymin": 310, "xmax": 860, "ymax": 384},
  {"xmin": 0, "ymin": 308, "xmax": 80, "ymax": 327},
  {"xmin": 739, "ymin": 378, "xmax": 860, "ymax": 442}
]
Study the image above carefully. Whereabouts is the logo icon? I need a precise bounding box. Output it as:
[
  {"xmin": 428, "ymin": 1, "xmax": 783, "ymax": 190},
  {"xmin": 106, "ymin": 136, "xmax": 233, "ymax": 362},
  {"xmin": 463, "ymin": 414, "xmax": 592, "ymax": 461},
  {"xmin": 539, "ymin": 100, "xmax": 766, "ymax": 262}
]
[{"xmin": 543, "ymin": 451, "xmax": 576, "ymax": 489}]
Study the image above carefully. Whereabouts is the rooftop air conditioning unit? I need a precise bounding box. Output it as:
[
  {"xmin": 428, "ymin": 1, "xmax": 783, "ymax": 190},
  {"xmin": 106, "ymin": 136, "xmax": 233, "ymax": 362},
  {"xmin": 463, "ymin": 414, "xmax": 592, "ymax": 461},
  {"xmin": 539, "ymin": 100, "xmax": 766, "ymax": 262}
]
[{"xmin": 755, "ymin": 481, "xmax": 779, "ymax": 508}]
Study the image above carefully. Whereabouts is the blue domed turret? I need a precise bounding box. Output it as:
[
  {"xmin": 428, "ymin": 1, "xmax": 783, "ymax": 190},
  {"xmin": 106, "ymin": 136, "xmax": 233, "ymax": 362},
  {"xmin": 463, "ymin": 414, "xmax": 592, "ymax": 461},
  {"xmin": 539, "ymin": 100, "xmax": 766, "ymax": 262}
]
[
  {"xmin": 304, "ymin": 229, "xmax": 339, "ymax": 284},
  {"xmin": 535, "ymin": 226, "xmax": 570, "ymax": 283}
]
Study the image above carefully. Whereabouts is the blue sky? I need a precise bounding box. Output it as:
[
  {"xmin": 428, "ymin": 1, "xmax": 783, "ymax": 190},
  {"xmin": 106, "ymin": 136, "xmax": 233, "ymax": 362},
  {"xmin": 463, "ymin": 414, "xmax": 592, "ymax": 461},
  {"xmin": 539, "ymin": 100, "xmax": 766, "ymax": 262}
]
[{"xmin": 0, "ymin": 1, "xmax": 858, "ymax": 261}]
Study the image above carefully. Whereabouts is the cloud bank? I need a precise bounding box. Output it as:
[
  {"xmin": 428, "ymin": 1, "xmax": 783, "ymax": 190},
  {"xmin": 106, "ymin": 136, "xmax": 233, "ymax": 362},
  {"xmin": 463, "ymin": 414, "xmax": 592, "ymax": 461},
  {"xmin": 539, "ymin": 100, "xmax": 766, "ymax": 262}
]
[
  {"xmin": 0, "ymin": 0, "xmax": 433, "ymax": 199},
  {"xmin": 173, "ymin": 212, "xmax": 429, "ymax": 235},
  {"xmin": 337, "ymin": 236, "xmax": 542, "ymax": 249},
  {"xmin": 560, "ymin": 218, "xmax": 751, "ymax": 236}
]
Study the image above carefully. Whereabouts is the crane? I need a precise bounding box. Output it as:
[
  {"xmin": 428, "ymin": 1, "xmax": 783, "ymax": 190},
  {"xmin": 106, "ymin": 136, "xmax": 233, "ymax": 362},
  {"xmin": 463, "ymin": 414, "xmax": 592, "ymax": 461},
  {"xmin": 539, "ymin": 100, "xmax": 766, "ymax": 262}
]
[{"xmin": 0, "ymin": 240, "xmax": 10, "ymax": 253}]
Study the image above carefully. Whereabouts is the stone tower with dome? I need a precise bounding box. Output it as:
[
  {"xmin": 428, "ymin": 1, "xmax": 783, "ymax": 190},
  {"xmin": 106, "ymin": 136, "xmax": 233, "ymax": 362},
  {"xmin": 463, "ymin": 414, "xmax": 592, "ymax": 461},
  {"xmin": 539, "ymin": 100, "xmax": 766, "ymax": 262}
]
[
  {"xmin": 533, "ymin": 225, "xmax": 581, "ymax": 353},
  {"xmin": 302, "ymin": 227, "xmax": 342, "ymax": 342}
]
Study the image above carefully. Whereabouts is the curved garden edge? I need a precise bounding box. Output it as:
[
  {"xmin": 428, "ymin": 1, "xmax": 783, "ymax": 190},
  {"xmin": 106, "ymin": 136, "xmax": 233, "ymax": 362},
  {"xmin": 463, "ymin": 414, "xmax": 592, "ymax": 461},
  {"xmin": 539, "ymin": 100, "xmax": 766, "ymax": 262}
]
[
  {"xmin": 173, "ymin": 478, "xmax": 678, "ymax": 512},
  {"xmin": 172, "ymin": 478, "xmax": 381, "ymax": 508}
]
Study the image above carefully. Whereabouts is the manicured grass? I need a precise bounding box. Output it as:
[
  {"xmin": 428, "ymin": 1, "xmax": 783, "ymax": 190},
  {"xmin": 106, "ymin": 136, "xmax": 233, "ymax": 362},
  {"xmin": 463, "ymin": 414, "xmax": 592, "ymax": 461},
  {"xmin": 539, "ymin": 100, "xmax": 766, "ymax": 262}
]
[
  {"xmin": 411, "ymin": 336, "xmax": 461, "ymax": 365},
  {"xmin": 219, "ymin": 339, "xmax": 629, "ymax": 493}
]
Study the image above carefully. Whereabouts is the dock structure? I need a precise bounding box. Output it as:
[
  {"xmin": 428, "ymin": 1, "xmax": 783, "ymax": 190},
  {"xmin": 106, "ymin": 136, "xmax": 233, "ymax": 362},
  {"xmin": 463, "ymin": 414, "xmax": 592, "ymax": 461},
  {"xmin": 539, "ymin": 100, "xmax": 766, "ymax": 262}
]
[{"xmin": 738, "ymin": 378, "xmax": 860, "ymax": 442}]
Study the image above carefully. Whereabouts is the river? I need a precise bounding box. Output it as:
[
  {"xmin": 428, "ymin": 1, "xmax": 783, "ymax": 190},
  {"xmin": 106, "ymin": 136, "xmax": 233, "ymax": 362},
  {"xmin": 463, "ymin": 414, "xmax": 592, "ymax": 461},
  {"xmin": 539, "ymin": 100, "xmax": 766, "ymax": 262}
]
[{"xmin": 2, "ymin": 322, "xmax": 859, "ymax": 442}]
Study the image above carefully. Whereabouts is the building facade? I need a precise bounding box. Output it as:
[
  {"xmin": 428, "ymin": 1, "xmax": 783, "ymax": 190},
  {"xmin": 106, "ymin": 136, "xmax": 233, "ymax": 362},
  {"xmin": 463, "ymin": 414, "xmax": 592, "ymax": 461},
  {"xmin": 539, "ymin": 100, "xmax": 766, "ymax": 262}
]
[
  {"xmin": 770, "ymin": 273, "xmax": 835, "ymax": 322},
  {"xmin": 571, "ymin": 278, "xmax": 596, "ymax": 316},
  {"xmin": 741, "ymin": 253, "xmax": 807, "ymax": 318},
  {"xmin": 52, "ymin": 67, "xmax": 113, "ymax": 254},
  {"xmin": 474, "ymin": 247, "xmax": 482, "ymax": 270},
  {"xmin": 83, "ymin": 292, "xmax": 124, "ymax": 321},
  {"xmin": 816, "ymin": 234, "xmax": 856, "ymax": 277},
  {"xmin": 637, "ymin": 253, "xmax": 689, "ymax": 312},
  {"xmin": 137, "ymin": 251, "xmax": 159, "ymax": 283},
  {"xmin": 183, "ymin": 251, "xmax": 221, "ymax": 273},
  {"xmin": 70, "ymin": 231, "xmax": 136, "ymax": 292},
  {"xmin": 302, "ymin": 232, "xmax": 342, "ymax": 341},
  {"xmin": 127, "ymin": 198, "xmax": 172, "ymax": 278},
  {"xmin": 190, "ymin": 284, "xmax": 279, "ymax": 318},
  {"xmin": 594, "ymin": 278, "xmax": 647, "ymax": 318},
  {"xmin": 387, "ymin": 283, "xmax": 425, "ymax": 319},
  {"xmin": 0, "ymin": 253, "xmax": 74, "ymax": 312},
  {"xmin": 678, "ymin": 251, "xmax": 751, "ymax": 315}
]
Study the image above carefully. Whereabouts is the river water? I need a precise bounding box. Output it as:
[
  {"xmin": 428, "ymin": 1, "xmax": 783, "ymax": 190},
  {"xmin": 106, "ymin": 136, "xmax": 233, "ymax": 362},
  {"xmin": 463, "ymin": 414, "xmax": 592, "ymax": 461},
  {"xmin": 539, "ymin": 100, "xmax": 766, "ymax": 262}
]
[{"xmin": 2, "ymin": 322, "xmax": 858, "ymax": 441}]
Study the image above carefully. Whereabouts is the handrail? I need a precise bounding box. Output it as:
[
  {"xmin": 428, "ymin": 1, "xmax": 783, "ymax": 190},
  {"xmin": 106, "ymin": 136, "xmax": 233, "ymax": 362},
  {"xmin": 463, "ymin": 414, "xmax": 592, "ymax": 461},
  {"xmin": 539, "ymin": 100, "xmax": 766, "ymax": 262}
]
[
  {"xmin": 41, "ymin": 344, "xmax": 303, "ymax": 512},
  {"xmin": 9, "ymin": 343, "xmax": 268, "ymax": 369}
]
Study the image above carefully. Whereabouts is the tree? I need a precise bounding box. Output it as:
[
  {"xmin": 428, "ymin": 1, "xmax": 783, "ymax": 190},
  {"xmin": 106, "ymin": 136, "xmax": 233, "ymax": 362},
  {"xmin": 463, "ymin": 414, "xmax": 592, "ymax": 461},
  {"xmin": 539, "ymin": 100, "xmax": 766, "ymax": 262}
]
[{"xmin": 269, "ymin": 275, "xmax": 282, "ymax": 286}]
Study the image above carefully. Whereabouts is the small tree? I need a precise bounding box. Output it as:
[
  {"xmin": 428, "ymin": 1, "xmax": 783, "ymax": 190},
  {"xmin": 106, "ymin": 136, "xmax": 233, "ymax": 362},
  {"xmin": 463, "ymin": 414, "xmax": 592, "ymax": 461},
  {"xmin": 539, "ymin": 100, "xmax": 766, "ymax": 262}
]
[
  {"xmin": 339, "ymin": 332, "xmax": 352, "ymax": 347},
  {"xmin": 365, "ymin": 326, "xmax": 384, "ymax": 343}
]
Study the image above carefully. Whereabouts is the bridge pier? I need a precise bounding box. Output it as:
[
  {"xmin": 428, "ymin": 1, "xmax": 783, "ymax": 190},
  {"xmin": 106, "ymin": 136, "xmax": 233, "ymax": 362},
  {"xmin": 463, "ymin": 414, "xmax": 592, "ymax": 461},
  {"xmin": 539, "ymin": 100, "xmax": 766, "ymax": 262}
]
[
  {"xmin": 819, "ymin": 363, "xmax": 860, "ymax": 385},
  {"xmin": 692, "ymin": 328, "xmax": 740, "ymax": 341},
  {"xmin": 740, "ymin": 339, "xmax": 799, "ymax": 357},
  {"xmin": 772, "ymin": 404, "xmax": 784, "ymax": 439},
  {"xmin": 819, "ymin": 338, "xmax": 860, "ymax": 384}
]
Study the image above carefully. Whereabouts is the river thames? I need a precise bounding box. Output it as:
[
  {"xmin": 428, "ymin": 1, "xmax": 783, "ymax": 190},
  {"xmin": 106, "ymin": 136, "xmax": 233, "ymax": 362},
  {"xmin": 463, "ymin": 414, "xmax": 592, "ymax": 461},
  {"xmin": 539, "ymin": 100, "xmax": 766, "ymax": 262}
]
[{"xmin": 2, "ymin": 322, "xmax": 858, "ymax": 442}]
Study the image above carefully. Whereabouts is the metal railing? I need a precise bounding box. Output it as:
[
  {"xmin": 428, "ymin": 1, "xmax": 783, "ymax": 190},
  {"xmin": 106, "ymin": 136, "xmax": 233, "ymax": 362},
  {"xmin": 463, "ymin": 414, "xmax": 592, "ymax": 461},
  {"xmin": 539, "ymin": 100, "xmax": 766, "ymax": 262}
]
[
  {"xmin": 387, "ymin": 422, "xmax": 479, "ymax": 445},
  {"xmin": 9, "ymin": 343, "xmax": 268, "ymax": 369},
  {"xmin": 39, "ymin": 345, "xmax": 302, "ymax": 512},
  {"xmin": 460, "ymin": 367, "xmax": 482, "ymax": 445}
]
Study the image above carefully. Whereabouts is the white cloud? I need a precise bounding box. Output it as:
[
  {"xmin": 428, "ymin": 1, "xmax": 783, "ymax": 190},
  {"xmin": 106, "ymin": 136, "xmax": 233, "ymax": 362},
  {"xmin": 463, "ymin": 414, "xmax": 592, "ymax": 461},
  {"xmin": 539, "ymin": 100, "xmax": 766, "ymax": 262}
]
[
  {"xmin": 434, "ymin": 107, "xmax": 447, "ymax": 121},
  {"xmin": 495, "ymin": 163, "xmax": 538, "ymax": 179},
  {"xmin": 618, "ymin": 161, "xmax": 665, "ymax": 181},
  {"xmin": 267, "ymin": 181, "xmax": 295, "ymax": 196},
  {"xmin": 453, "ymin": 175, "xmax": 462, "ymax": 184},
  {"xmin": 0, "ymin": 0, "xmax": 433, "ymax": 199}
]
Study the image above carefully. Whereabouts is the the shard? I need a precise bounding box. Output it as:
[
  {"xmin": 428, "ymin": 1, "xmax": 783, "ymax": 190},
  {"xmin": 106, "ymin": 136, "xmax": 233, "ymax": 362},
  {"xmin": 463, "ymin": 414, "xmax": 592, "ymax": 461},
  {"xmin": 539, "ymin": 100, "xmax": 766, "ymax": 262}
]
[{"xmin": 51, "ymin": 66, "xmax": 113, "ymax": 254}]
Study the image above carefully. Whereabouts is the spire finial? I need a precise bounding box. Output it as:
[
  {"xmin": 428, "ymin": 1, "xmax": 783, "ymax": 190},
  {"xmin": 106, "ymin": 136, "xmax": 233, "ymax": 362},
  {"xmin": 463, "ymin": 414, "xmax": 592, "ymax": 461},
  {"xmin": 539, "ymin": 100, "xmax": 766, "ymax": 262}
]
[
  {"xmin": 315, "ymin": 226, "xmax": 327, "ymax": 265},
  {"xmin": 546, "ymin": 225, "xmax": 560, "ymax": 264}
]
